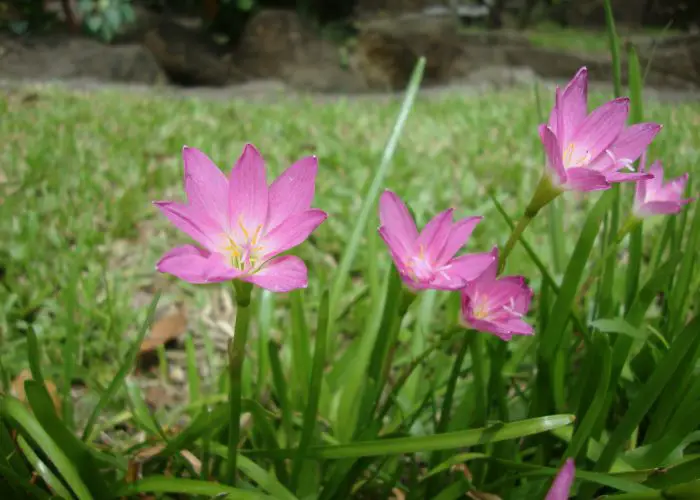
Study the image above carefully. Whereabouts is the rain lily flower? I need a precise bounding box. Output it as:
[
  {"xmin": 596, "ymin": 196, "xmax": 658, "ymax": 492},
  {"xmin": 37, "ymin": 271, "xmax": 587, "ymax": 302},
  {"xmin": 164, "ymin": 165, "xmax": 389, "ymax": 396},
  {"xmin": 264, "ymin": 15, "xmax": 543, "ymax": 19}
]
[
  {"xmin": 378, "ymin": 190, "xmax": 495, "ymax": 291},
  {"xmin": 633, "ymin": 157, "xmax": 694, "ymax": 218},
  {"xmin": 460, "ymin": 247, "xmax": 533, "ymax": 340},
  {"xmin": 539, "ymin": 66, "xmax": 661, "ymax": 194},
  {"xmin": 545, "ymin": 459, "xmax": 575, "ymax": 500},
  {"xmin": 154, "ymin": 144, "xmax": 327, "ymax": 292}
]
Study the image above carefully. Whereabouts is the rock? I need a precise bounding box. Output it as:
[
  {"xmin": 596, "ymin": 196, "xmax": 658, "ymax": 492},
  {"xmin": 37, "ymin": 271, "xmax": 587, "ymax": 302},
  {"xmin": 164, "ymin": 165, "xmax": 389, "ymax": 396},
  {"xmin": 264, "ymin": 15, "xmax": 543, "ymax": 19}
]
[
  {"xmin": 144, "ymin": 19, "xmax": 233, "ymax": 86},
  {"xmin": 640, "ymin": 35, "xmax": 700, "ymax": 87},
  {"xmin": 74, "ymin": 43, "xmax": 166, "ymax": 84},
  {"xmin": 504, "ymin": 45, "xmax": 698, "ymax": 90},
  {"xmin": 463, "ymin": 65, "xmax": 538, "ymax": 90},
  {"xmin": 235, "ymin": 9, "xmax": 363, "ymax": 92},
  {"xmin": 0, "ymin": 34, "xmax": 166, "ymax": 85},
  {"xmin": 355, "ymin": 0, "xmax": 451, "ymax": 18},
  {"xmin": 348, "ymin": 14, "xmax": 531, "ymax": 91}
]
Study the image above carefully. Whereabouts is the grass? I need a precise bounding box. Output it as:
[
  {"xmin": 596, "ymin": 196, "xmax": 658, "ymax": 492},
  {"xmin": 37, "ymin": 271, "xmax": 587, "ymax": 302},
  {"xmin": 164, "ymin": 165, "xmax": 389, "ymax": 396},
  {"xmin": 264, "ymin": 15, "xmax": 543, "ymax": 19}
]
[
  {"xmin": 2, "ymin": 71, "xmax": 700, "ymax": 498},
  {"xmin": 1, "ymin": 84, "xmax": 699, "ymax": 384},
  {"xmin": 523, "ymin": 23, "xmax": 683, "ymax": 55}
]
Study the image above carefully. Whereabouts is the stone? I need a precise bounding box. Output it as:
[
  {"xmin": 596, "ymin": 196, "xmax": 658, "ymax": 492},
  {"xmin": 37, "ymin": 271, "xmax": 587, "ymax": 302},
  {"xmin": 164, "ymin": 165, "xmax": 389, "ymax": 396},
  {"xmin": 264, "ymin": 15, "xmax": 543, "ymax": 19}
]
[
  {"xmin": 0, "ymin": 34, "xmax": 166, "ymax": 85},
  {"xmin": 235, "ymin": 9, "xmax": 362, "ymax": 92},
  {"xmin": 143, "ymin": 19, "xmax": 233, "ymax": 86}
]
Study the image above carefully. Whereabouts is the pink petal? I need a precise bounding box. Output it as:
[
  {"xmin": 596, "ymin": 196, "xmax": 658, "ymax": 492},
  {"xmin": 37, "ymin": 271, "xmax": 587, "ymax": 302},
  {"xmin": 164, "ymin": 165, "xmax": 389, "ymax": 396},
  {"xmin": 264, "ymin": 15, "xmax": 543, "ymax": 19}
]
[
  {"xmin": 267, "ymin": 156, "xmax": 318, "ymax": 232},
  {"xmin": 261, "ymin": 209, "xmax": 327, "ymax": 260},
  {"xmin": 563, "ymin": 168, "xmax": 610, "ymax": 192},
  {"xmin": 502, "ymin": 318, "xmax": 534, "ymax": 336},
  {"xmin": 182, "ymin": 147, "xmax": 229, "ymax": 230},
  {"xmin": 605, "ymin": 171, "xmax": 654, "ymax": 183},
  {"xmin": 473, "ymin": 246, "xmax": 500, "ymax": 283},
  {"xmin": 602, "ymin": 123, "xmax": 661, "ymax": 172},
  {"xmin": 379, "ymin": 191, "xmax": 419, "ymax": 255},
  {"xmin": 244, "ymin": 255, "xmax": 308, "ymax": 292},
  {"xmin": 636, "ymin": 201, "xmax": 684, "ymax": 217},
  {"xmin": 154, "ymin": 201, "xmax": 220, "ymax": 251},
  {"xmin": 647, "ymin": 160, "xmax": 665, "ymax": 192},
  {"xmin": 379, "ymin": 226, "xmax": 411, "ymax": 274},
  {"xmin": 558, "ymin": 67, "xmax": 589, "ymax": 145},
  {"xmin": 634, "ymin": 153, "xmax": 649, "ymax": 204},
  {"xmin": 445, "ymin": 251, "xmax": 497, "ymax": 283},
  {"xmin": 661, "ymin": 172, "xmax": 690, "ymax": 200},
  {"xmin": 546, "ymin": 459, "xmax": 575, "ymax": 500},
  {"xmin": 229, "ymin": 144, "xmax": 269, "ymax": 233},
  {"xmin": 436, "ymin": 216, "xmax": 482, "ymax": 265},
  {"xmin": 156, "ymin": 245, "xmax": 239, "ymax": 284},
  {"xmin": 417, "ymin": 209, "xmax": 454, "ymax": 262},
  {"xmin": 570, "ymin": 97, "xmax": 629, "ymax": 162},
  {"xmin": 542, "ymin": 126, "xmax": 567, "ymax": 185}
]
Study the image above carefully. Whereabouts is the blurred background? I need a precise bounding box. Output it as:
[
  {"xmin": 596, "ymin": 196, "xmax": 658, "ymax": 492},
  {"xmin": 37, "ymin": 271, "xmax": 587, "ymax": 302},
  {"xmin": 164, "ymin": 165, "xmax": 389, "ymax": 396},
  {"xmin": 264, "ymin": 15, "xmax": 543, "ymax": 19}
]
[{"xmin": 0, "ymin": 0, "xmax": 698, "ymax": 95}]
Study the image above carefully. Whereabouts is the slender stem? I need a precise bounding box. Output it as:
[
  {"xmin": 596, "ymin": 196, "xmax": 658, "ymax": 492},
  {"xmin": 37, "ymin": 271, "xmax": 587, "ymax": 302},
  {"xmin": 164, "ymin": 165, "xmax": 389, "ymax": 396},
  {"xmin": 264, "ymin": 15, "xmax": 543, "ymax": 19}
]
[
  {"xmin": 499, "ymin": 214, "xmax": 533, "ymax": 272},
  {"xmin": 226, "ymin": 281, "xmax": 253, "ymax": 486},
  {"xmin": 577, "ymin": 216, "xmax": 642, "ymax": 301},
  {"xmin": 500, "ymin": 173, "xmax": 562, "ymax": 272},
  {"xmin": 426, "ymin": 338, "xmax": 470, "ymax": 497}
]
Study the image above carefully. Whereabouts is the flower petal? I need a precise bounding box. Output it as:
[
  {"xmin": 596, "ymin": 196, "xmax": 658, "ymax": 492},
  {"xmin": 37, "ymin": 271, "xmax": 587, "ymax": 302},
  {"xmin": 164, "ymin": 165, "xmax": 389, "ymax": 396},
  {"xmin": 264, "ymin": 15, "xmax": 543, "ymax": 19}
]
[
  {"xmin": 571, "ymin": 97, "xmax": 629, "ymax": 162},
  {"xmin": 558, "ymin": 67, "xmax": 589, "ymax": 145},
  {"xmin": 605, "ymin": 171, "xmax": 654, "ymax": 183},
  {"xmin": 182, "ymin": 146, "xmax": 229, "ymax": 230},
  {"xmin": 563, "ymin": 167, "xmax": 610, "ymax": 192},
  {"xmin": 436, "ymin": 216, "xmax": 482, "ymax": 264},
  {"xmin": 417, "ymin": 209, "xmax": 453, "ymax": 262},
  {"xmin": 636, "ymin": 201, "xmax": 684, "ymax": 217},
  {"xmin": 156, "ymin": 245, "xmax": 239, "ymax": 284},
  {"xmin": 154, "ymin": 201, "xmax": 220, "ymax": 251},
  {"xmin": 379, "ymin": 226, "xmax": 409, "ymax": 270},
  {"xmin": 244, "ymin": 255, "xmax": 308, "ymax": 292},
  {"xmin": 267, "ymin": 156, "xmax": 318, "ymax": 232},
  {"xmin": 379, "ymin": 191, "xmax": 419, "ymax": 255},
  {"xmin": 261, "ymin": 209, "xmax": 327, "ymax": 259},
  {"xmin": 546, "ymin": 459, "xmax": 575, "ymax": 500},
  {"xmin": 542, "ymin": 126, "xmax": 567, "ymax": 185},
  {"xmin": 229, "ymin": 144, "xmax": 269, "ymax": 233},
  {"xmin": 444, "ymin": 251, "xmax": 497, "ymax": 283}
]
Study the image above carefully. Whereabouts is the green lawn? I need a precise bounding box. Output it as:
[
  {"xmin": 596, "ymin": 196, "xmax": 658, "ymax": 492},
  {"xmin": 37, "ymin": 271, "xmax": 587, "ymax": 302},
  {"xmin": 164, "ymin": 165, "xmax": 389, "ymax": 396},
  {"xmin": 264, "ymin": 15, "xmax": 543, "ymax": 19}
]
[
  {"xmin": 1, "ymin": 84, "xmax": 699, "ymax": 388},
  {"xmin": 524, "ymin": 24, "xmax": 682, "ymax": 55}
]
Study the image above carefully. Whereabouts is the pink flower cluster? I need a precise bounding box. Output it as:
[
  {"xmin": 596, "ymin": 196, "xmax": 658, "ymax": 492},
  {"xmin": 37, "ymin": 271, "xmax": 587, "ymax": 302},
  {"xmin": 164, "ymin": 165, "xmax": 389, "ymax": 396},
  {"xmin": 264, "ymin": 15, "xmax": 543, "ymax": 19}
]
[{"xmin": 153, "ymin": 67, "xmax": 693, "ymax": 342}]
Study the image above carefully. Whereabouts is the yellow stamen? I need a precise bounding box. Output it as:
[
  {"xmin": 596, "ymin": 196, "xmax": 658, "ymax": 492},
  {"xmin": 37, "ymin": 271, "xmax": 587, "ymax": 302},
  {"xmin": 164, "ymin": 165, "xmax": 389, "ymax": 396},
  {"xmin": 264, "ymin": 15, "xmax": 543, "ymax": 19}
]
[{"xmin": 238, "ymin": 216, "xmax": 250, "ymax": 241}]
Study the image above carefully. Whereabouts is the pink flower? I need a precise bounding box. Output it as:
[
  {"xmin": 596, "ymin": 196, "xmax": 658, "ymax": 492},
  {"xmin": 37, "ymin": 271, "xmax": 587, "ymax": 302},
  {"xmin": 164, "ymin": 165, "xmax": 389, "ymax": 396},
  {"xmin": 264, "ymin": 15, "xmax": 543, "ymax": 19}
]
[
  {"xmin": 634, "ymin": 156, "xmax": 694, "ymax": 218},
  {"xmin": 378, "ymin": 191, "xmax": 495, "ymax": 291},
  {"xmin": 154, "ymin": 144, "xmax": 327, "ymax": 292},
  {"xmin": 460, "ymin": 247, "xmax": 533, "ymax": 340},
  {"xmin": 540, "ymin": 67, "xmax": 661, "ymax": 192},
  {"xmin": 545, "ymin": 459, "xmax": 575, "ymax": 500}
]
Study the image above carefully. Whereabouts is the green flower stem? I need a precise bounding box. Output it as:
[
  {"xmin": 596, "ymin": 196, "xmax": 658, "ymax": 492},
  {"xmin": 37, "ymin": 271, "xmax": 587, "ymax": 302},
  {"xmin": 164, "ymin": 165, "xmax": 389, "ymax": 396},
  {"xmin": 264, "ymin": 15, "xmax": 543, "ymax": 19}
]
[
  {"xmin": 226, "ymin": 280, "xmax": 253, "ymax": 486},
  {"xmin": 577, "ymin": 216, "xmax": 642, "ymax": 300},
  {"xmin": 500, "ymin": 174, "xmax": 562, "ymax": 272}
]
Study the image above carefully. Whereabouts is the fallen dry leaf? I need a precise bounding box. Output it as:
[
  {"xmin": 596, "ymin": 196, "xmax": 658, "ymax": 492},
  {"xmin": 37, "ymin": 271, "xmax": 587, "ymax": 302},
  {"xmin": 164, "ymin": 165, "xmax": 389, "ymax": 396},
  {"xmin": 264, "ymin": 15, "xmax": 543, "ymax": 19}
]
[
  {"xmin": 139, "ymin": 305, "xmax": 188, "ymax": 353},
  {"xmin": 11, "ymin": 369, "xmax": 62, "ymax": 413}
]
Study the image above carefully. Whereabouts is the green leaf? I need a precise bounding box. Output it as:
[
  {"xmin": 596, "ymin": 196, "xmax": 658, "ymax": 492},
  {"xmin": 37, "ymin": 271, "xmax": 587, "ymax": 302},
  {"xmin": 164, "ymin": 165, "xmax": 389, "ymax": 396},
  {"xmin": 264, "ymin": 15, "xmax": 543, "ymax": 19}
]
[
  {"xmin": 16, "ymin": 436, "xmax": 73, "ymax": 500},
  {"xmin": 590, "ymin": 318, "xmax": 651, "ymax": 342},
  {"xmin": 268, "ymin": 340, "xmax": 294, "ymax": 447},
  {"xmin": 115, "ymin": 476, "xmax": 273, "ymax": 498},
  {"xmin": 669, "ymin": 197, "xmax": 700, "ymax": 335},
  {"xmin": 184, "ymin": 333, "xmax": 200, "ymax": 408},
  {"xmin": 0, "ymin": 462, "xmax": 51, "ymax": 499},
  {"xmin": 1, "ymin": 396, "xmax": 92, "ymax": 500},
  {"xmin": 291, "ymin": 291, "xmax": 330, "ymax": 491},
  {"xmin": 82, "ymin": 293, "xmax": 160, "ymax": 441},
  {"xmin": 209, "ymin": 443, "xmax": 298, "ymax": 500},
  {"xmin": 603, "ymin": 0, "xmax": 623, "ymax": 98},
  {"xmin": 246, "ymin": 415, "xmax": 574, "ymax": 459},
  {"xmin": 593, "ymin": 314, "xmax": 700, "ymax": 475},
  {"xmin": 23, "ymin": 380, "xmax": 111, "ymax": 495},
  {"xmin": 328, "ymin": 57, "xmax": 426, "ymax": 343},
  {"xmin": 289, "ymin": 289, "xmax": 311, "ymax": 407},
  {"xmin": 541, "ymin": 190, "xmax": 613, "ymax": 360},
  {"xmin": 125, "ymin": 378, "xmax": 167, "ymax": 439}
]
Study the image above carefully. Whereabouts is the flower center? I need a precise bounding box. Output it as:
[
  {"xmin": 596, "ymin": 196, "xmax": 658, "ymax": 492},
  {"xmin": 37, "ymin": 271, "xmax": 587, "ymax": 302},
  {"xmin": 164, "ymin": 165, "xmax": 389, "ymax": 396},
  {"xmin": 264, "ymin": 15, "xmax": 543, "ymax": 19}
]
[
  {"xmin": 563, "ymin": 142, "xmax": 592, "ymax": 168},
  {"xmin": 406, "ymin": 245, "xmax": 435, "ymax": 282},
  {"xmin": 222, "ymin": 217, "xmax": 265, "ymax": 272},
  {"xmin": 472, "ymin": 294, "xmax": 490, "ymax": 320}
]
